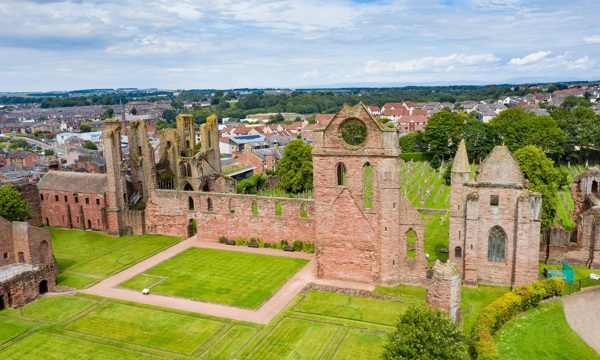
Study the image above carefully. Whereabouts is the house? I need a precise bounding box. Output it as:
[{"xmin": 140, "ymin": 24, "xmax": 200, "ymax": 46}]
[
  {"xmin": 366, "ymin": 106, "xmax": 381, "ymax": 116},
  {"xmin": 396, "ymin": 115, "xmax": 428, "ymax": 133},
  {"xmin": 0, "ymin": 148, "xmax": 5, "ymax": 167},
  {"xmin": 227, "ymin": 134, "xmax": 267, "ymax": 153},
  {"xmin": 6, "ymin": 150, "xmax": 41, "ymax": 168},
  {"xmin": 73, "ymin": 153, "xmax": 106, "ymax": 174},
  {"xmin": 315, "ymin": 114, "xmax": 335, "ymax": 127},
  {"xmin": 64, "ymin": 136, "xmax": 86, "ymax": 148}
]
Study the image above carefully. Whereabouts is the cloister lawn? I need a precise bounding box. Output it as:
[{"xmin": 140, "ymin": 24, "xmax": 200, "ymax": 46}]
[
  {"xmin": 118, "ymin": 247, "xmax": 309, "ymax": 309},
  {"xmin": 50, "ymin": 228, "xmax": 182, "ymax": 289}
]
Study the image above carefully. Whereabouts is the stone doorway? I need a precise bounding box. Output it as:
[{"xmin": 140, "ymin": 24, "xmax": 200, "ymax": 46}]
[
  {"xmin": 592, "ymin": 180, "xmax": 598, "ymax": 194},
  {"xmin": 187, "ymin": 219, "xmax": 197, "ymax": 238},
  {"xmin": 39, "ymin": 280, "xmax": 48, "ymax": 295},
  {"xmin": 0, "ymin": 295, "xmax": 5, "ymax": 310}
]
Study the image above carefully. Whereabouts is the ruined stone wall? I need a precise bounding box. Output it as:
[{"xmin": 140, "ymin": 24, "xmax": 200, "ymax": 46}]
[
  {"xmin": 145, "ymin": 190, "xmax": 316, "ymax": 243},
  {"xmin": 0, "ymin": 217, "xmax": 15, "ymax": 268},
  {"xmin": 426, "ymin": 260, "xmax": 461, "ymax": 322},
  {"xmin": 39, "ymin": 190, "xmax": 111, "ymax": 232},
  {"xmin": 16, "ymin": 183, "xmax": 42, "ymax": 227},
  {"xmin": 0, "ymin": 262, "xmax": 56, "ymax": 308}
]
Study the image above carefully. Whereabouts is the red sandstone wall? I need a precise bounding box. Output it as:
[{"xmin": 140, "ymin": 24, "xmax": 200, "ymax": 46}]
[
  {"xmin": 0, "ymin": 217, "xmax": 15, "ymax": 267},
  {"xmin": 17, "ymin": 183, "xmax": 42, "ymax": 227},
  {"xmin": 39, "ymin": 190, "xmax": 109, "ymax": 232},
  {"xmin": 145, "ymin": 190, "xmax": 316, "ymax": 243}
]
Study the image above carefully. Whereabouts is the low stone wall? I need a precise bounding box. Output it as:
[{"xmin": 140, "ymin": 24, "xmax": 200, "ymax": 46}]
[{"xmin": 0, "ymin": 262, "xmax": 57, "ymax": 308}]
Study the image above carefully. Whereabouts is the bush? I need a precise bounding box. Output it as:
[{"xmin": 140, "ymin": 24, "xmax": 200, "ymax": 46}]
[
  {"xmin": 382, "ymin": 306, "xmax": 469, "ymax": 360},
  {"xmin": 265, "ymin": 169, "xmax": 276, "ymax": 176},
  {"xmin": 471, "ymin": 278, "xmax": 564, "ymax": 359},
  {"xmin": 218, "ymin": 236, "xmax": 227, "ymax": 244},
  {"xmin": 280, "ymin": 239, "xmax": 288, "ymax": 247},
  {"xmin": 304, "ymin": 242, "xmax": 315, "ymax": 253},
  {"xmin": 235, "ymin": 237, "xmax": 247, "ymax": 246},
  {"xmin": 292, "ymin": 240, "xmax": 303, "ymax": 251}
]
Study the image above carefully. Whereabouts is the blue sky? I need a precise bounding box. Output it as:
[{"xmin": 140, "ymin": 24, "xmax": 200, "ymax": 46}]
[{"xmin": 1, "ymin": 0, "xmax": 599, "ymax": 91}]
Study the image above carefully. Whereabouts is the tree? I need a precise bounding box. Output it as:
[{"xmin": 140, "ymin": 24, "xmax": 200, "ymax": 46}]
[
  {"xmin": 131, "ymin": 108, "xmax": 137, "ymax": 115},
  {"xmin": 381, "ymin": 306, "xmax": 469, "ymax": 360},
  {"xmin": 83, "ymin": 140, "xmax": 98, "ymax": 150},
  {"xmin": 423, "ymin": 110, "xmax": 465, "ymax": 159},
  {"xmin": 276, "ymin": 139, "xmax": 313, "ymax": 193},
  {"xmin": 514, "ymin": 145, "xmax": 561, "ymax": 229},
  {"xmin": 79, "ymin": 124, "xmax": 92, "ymax": 133},
  {"xmin": 44, "ymin": 149, "xmax": 55, "ymax": 156},
  {"xmin": 0, "ymin": 184, "xmax": 32, "ymax": 222},
  {"xmin": 463, "ymin": 119, "xmax": 494, "ymax": 162},
  {"xmin": 551, "ymin": 106, "xmax": 600, "ymax": 161},
  {"xmin": 399, "ymin": 132, "xmax": 424, "ymax": 153},
  {"xmin": 8, "ymin": 139, "xmax": 31, "ymax": 150},
  {"xmin": 100, "ymin": 108, "xmax": 114, "ymax": 120},
  {"xmin": 161, "ymin": 109, "xmax": 178, "ymax": 124}
]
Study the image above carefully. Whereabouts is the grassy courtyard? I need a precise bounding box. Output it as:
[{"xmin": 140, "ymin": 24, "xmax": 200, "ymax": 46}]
[
  {"xmin": 118, "ymin": 247, "xmax": 309, "ymax": 309},
  {"xmin": 50, "ymin": 228, "xmax": 182, "ymax": 289}
]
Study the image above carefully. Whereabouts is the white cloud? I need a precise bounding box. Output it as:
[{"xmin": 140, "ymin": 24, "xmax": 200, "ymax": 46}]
[
  {"xmin": 508, "ymin": 51, "xmax": 552, "ymax": 65},
  {"xmin": 364, "ymin": 53, "xmax": 499, "ymax": 74},
  {"xmin": 302, "ymin": 70, "xmax": 320, "ymax": 79},
  {"xmin": 584, "ymin": 35, "xmax": 600, "ymax": 44}
]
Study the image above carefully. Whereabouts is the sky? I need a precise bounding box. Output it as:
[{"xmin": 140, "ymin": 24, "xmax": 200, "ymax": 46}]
[{"xmin": 1, "ymin": 0, "xmax": 600, "ymax": 92}]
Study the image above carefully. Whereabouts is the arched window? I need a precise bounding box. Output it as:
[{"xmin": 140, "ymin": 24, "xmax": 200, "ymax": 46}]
[
  {"xmin": 207, "ymin": 198, "xmax": 213, "ymax": 212},
  {"xmin": 487, "ymin": 226, "xmax": 506, "ymax": 263},
  {"xmin": 275, "ymin": 202, "xmax": 282, "ymax": 216},
  {"xmin": 593, "ymin": 180, "xmax": 599, "ymax": 193},
  {"xmin": 406, "ymin": 229, "xmax": 417, "ymax": 259},
  {"xmin": 229, "ymin": 198, "xmax": 235, "ymax": 214},
  {"xmin": 363, "ymin": 162, "xmax": 373, "ymax": 209},
  {"xmin": 336, "ymin": 163, "xmax": 347, "ymax": 186},
  {"xmin": 455, "ymin": 246, "xmax": 462, "ymax": 258},
  {"xmin": 187, "ymin": 219, "xmax": 197, "ymax": 237},
  {"xmin": 300, "ymin": 204, "xmax": 308, "ymax": 218},
  {"xmin": 180, "ymin": 162, "xmax": 191, "ymax": 177},
  {"xmin": 188, "ymin": 197, "xmax": 194, "ymax": 210},
  {"xmin": 252, "ymin": 200, "xmax": 259, "ymax": 215},
  {"xmin": 183, "ymin": 183, "xmax": 193, "ymax": 191}
]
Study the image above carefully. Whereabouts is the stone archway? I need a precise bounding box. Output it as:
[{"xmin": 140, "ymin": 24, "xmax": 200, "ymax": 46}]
[
  {"xmin": 39, "ymin": 280, "xmax": 48, "ymax": 295},
  {"xmin": 187, "ymin": 219, "xmax": 197, "ymax": 238}
]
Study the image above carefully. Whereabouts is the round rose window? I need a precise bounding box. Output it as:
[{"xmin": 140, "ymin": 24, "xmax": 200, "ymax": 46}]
[{"xmin": 340, "ymin": 119, "xmax": 367, "ymax": 146}]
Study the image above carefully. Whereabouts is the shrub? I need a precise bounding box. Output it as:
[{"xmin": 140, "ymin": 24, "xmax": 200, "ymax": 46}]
[
  {"xmin": 248, "ymin": 236, "xmax": 258, "ymax": 245},
  {"xmin": 382, "ymin": 306, "xmax": 469, "ymax": 360},
  {"xmin": 235, "ymin": 237, "xmax": 247, "ymax": 246},
  {"xmin": 280, "ymin": 239, "xmax": 288, "ymax": 247},
  {"xmin": 292, "ymin": 240, "xmax": 303, "ymax": 251},
  {"xmin": 265, "ymin": 169, "xmax": 276, "ymax": 176},
  {"xmin": 218, "ymin": 236, "xmax": 227, "ymax": 244},
  {"xmin": 304, "ymin": 242, "xmax": 315, "ymax": 253},
  {"xmin": 471, "ymin": 278, "xmax": 564, "ymax": 359}
]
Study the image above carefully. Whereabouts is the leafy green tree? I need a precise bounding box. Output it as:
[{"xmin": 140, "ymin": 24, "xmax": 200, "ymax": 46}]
[
  {"xmin": 44, "ymin": 149, "xmax": 55, "ymax": 156},
  {"xmin": 381, "ymin": 306, "xmax": 469, "ymax": 360},
  {"xmin": 0, "ymin": 184, "xmax": 32, "ymax": 222},
  {"xmin": 514, "ymin": 145, "xmax": 561, "ymax": 229},
  {"xmin": 463, "ymin": 119, "xmax": 494, "ymax": 161},
  {"xmin": 79, "ymin": 124, "xmax": 92, "ymax": 132},
  {"xmin": 131, "ymin": 108, "xmax": 137, "ymax": 115},
  {"xmin": 399, "ymin": 132, "xmax": 424, "ymax": 153},
  {"xmin": 161, "ymin": 109, "xmax": 178, "ymax": 124},
  {"xmin": 429, "ymin": 154, "xmax": 441, "ymax": 170},
  {"xmin": 276, "ymin": 139, "xmax": 313, "ymax": 193},
  {"xmin": 423, "ymin": 110, "xmax": 465, "ymax": 159},
  {"xmin": 489, "ymin": 108, "xmax": 565, "ymax": 157},
  {"xmin": 83, "ymin": 140, "xmax": 98, "ymax": 150},
  {"xmin": 551, "ymin": 107, "xmax": 600, "ymax": 161},
  {"xmin": 561, "ymin": 95, "xmax": 590, "ymax": 109},
  {"xmin": 8, "ymin": 139, "xmax": 31, "ymax": 150},
  {"xmin": 100, "ymin": 108, "xmax": 114, "ymax": 120}
]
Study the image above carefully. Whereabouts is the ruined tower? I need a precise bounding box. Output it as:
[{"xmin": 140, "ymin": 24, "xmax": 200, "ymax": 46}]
[
  {"xmin": 312, "ymin": 103, "xmax": 426, "ymax": 286},
  {"xmin": 127, "ymin": 120, "xmax": 155, "ymax": 206},
  {"xmin": 103, "ymin": 119, "xmax": 126, "ymax": 236},
  {"xmin": 450, "ymin": 143, "xmax": 541, "ymax": 287}
]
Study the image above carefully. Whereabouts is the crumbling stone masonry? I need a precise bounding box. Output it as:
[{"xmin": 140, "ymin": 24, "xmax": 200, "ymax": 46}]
[
  {"xmin": 426, "ymin": 260, "xmax": 461, "ymax": 322},
  {"xmin": 0, "ymin": 217, "xmax": 57, "ymax": 309}
]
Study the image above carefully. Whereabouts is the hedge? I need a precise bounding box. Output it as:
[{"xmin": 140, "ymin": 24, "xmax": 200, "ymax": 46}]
[{"xmin": 470, "ymin": 278, "xmax": 564, "ymax": 360}]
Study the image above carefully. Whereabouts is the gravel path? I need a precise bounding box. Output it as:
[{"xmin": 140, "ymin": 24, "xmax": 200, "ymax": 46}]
[
  {"xmin": 81, "ymin": 238, "xmax": 374, "ymax": 324},
  {"xmin": 562, "ymin": 286, "xmax": 600, "ymax": 354}
]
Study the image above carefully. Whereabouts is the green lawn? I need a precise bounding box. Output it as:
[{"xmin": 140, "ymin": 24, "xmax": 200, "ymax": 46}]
[
  {"xmin": 293, "ymin": 290, "xmax": 409, "ymax": 326},
  {"xmin": 0, "ymin": 318, "xmax": 36, "ymax": 345},
  {"xmin": 65, "ymin": 302, "xmax": 225, "ymax": 355},
  {"xmin": 538, "ymin": 263, "xmax": 600, "ymax": 281},
  {"xmin": 461, "ymin": 285, "xmax": 509, "ymax": 335},
  {"xmin": 119, "ymin": 247, "xmax": 309, "ymax": 309},
  {"xmin": 422, "ymin": 213, "xmax": 450, "ymax": 264},
  {"xmin": 246, "ymin": 318, "xmax": 341, "ymax": 360},
  {"xmin": 0, "ymin": 332, "xmax": 163, "ymax": 360},
  {"xmin": 494, "ymin": 301, "xmax": 599, "ymax": 360},
  {"xmin": 50, "ymin": 228, "xmax": 182, "ymax": 289},
  {"xmin": 18, "ymin": 296, "xmax": 98, "ymax": 322},
  {"xmin": 332, "ymin": 328, "xmax": 385, "ymax": 360}
]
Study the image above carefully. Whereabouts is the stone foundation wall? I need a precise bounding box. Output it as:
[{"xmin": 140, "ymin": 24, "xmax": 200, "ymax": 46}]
[
  {"xmin": 0, "ymin": 262, "xmax": 57, "ymax": 308},
  {"xmin": 426, "ymin": 260, "xmax": 461, "ymax": 322}
]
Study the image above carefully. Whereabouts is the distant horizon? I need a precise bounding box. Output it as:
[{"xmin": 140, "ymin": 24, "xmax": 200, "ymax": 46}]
[
  {"xmin": 2, "ymin": 77, "xmax": 600, "ymax": 95},
  {"xmin": 2, "ymin": 0, "xmax": 600, "ymax": 93}
]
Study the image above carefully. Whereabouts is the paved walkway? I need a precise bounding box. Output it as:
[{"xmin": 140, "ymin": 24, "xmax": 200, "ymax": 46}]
[
  {"xmin": 562, "ymin": 286, "xmax": 600, "ymax": 354},
  {"xmin": 81, "ymin": 238, "xmax": 374, "ymax": 324}
]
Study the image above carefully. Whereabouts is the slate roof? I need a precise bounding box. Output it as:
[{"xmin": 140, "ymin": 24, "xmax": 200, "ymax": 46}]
[{"xmin": 38, "ymin": 170, "xmax": 108, "ymax": 194}]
